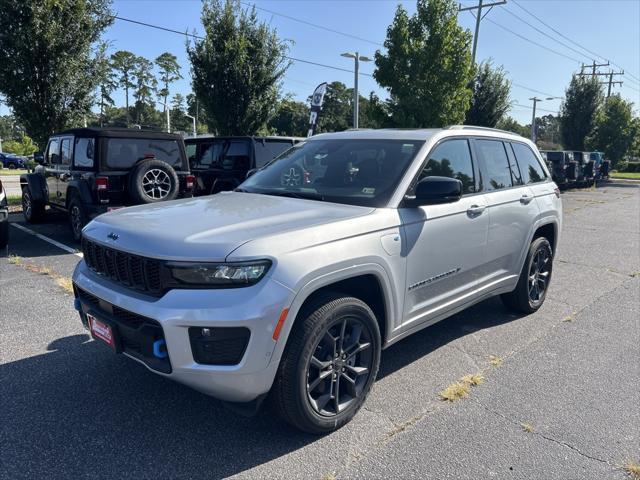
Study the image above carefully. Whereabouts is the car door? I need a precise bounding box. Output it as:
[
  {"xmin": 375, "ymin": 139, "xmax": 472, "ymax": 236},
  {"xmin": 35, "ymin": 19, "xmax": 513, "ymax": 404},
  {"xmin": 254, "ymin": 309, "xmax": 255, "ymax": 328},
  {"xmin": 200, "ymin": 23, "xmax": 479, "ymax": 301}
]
[
  {"xmin": 400, "ymin": 137, "xmax": 489, "ymax": 329},
  {"xmin": 473, "ymin": 138, "xmax": 540, "ymax": 289},
  {"xmin": 45, "ymin": 138, "xmax": 61, "ymax": 205},
  {"xmin": 57, "ymin": 136, "xmax": 73, "ymax": 206}
]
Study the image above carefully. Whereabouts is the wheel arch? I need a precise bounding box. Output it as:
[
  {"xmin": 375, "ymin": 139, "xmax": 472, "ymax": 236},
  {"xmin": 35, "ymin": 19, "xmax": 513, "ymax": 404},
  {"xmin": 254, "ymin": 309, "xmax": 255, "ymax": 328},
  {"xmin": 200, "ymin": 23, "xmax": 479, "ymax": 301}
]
[
  {"xmin": 65, "ymin": 180, "xmax": 93, "ymax": 209},
  {"xmin": 19, "ymin": 173, "xmax": 47, "ymax": 203}
]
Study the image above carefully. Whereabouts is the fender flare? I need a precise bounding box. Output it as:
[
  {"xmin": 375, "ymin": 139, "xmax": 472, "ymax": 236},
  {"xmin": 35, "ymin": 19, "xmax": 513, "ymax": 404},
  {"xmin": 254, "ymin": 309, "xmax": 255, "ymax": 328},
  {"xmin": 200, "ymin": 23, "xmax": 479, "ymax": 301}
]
[
  {"xmin": 19, "ymin": 173, "xmax": 47, "ymax": 204},
  {"xmin": 65, "ymin": 180, "xmax": 93, "ymax": 207},
  {"xmin": 268, "ymin": 262, "xmax": 398, "ymax": 367}
]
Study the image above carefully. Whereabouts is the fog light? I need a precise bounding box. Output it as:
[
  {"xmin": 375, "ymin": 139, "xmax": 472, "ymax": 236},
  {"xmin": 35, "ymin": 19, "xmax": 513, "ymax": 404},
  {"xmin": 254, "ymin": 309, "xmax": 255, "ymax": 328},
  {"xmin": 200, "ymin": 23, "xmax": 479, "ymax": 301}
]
[{"xmin": 188, "ymin": 327, "xmax": 250, "ymax": 365}]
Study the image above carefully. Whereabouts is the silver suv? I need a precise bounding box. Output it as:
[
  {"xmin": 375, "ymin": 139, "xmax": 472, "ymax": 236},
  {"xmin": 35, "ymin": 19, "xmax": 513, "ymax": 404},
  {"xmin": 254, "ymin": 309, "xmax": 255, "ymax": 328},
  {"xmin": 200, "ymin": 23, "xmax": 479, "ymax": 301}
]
[{"xmin": 72, "ymin": 127, "xmax": 562, "ymax": 433}]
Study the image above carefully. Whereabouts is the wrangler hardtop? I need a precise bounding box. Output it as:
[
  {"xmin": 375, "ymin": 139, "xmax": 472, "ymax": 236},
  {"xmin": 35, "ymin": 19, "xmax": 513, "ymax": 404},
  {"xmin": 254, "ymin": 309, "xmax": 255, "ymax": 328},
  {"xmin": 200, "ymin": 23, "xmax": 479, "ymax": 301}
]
[{"xmin": 20, "ymin": 127, "xmax": 194, "ymax": 241}]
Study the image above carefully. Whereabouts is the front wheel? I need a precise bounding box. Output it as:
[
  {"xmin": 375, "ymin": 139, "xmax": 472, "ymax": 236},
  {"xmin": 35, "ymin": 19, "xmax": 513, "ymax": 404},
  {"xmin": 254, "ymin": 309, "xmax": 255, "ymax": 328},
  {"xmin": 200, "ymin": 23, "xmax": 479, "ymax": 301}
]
[
  {"xmin": 22, "ymin": 188, "xmax": 45, "ymax": 223},
  {"xmin": 270, "ymin": 293, "xmax": 381, "ymax": 434},
  {"xmin": 501, "ymin": 237, "xmax": 553, "ymax": 314}
]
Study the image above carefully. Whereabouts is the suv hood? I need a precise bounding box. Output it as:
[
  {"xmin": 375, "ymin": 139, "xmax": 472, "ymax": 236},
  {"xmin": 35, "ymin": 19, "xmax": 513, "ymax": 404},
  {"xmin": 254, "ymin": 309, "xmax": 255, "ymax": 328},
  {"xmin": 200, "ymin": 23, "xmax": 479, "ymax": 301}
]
[{"xmin": 82, "ymin": 192, "xmax": 375, "ymax": 261}]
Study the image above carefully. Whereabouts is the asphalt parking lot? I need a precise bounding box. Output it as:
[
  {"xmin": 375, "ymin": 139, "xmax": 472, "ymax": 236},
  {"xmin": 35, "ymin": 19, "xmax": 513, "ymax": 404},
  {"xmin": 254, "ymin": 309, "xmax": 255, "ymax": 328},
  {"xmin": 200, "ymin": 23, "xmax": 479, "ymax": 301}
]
[{"xmin": 1, "ymin": 182, "xmax": 639, "ymax": 480}]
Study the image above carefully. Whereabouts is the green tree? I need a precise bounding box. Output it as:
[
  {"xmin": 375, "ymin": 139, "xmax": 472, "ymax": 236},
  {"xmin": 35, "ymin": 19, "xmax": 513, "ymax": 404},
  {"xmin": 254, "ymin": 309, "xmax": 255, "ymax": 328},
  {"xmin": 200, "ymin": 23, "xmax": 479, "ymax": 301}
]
[
  {"xmin": 268, "ymin": 98, "xmax": 308, "ymax": 136},
  {"xmin": 155, "ymin": 52, "xmax": 183, "ymax": 111},
  {"xmin": 187, "ymin": 0, "xmax": 290, "ymax": 135},
  {"xmin": 0, "ymin": 0, "xmax": 113, "ymax": 146},
  {"xmin": 374, "ymin": 0, "xmax": 474, "ymax": 127},
  {"xmin": 586, "ymin": 95, "xmax": 636, "ymax": 167},
  {"xmin": 95, "ymin": 43, "xmax": 117, "ymax": 126},
  {"xmin": 110, "ymin": 50, "xmax": 138, "ymax": 125},
  {"xmin": 132, "ymin": 56, "xmax": 157, "ymax": 124},
  {"xmin": 0, "ymin": 115, "xmax": 24, "ymax": 141},
  {"xmin": 496, "ymin": 116, "xmax": 528, "ymax": 137},
  {"xmin": 559, "ymin": 75, "xmax": 602, "ymax": 150},
  {"xmin": 186, "ymin": 93, "xmax": 209, "ymax": 133},
  {"xmin": 170, "ymin": 93, "xmax": 192, "ymax": 132},
  {"xmin": 314, "ymin": 81, "xmax": 352, "ymax": 133},
  {"xmin": 3, "ymin": 133, "xmax": 38, "ymax": 156},
  {"xmin": 628, "ymin": 117, "xmax": 640, "ymax": 161},
  {"xmin": 465, "ymin": 60, "xmax": 511, "ymax": 127}
]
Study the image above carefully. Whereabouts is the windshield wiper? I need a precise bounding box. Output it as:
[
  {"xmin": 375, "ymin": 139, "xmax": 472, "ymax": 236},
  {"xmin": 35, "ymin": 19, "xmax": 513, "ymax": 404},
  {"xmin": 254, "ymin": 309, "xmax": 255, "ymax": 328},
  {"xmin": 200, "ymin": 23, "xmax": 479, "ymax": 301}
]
[{"xmin": 258, "ymin": 189, "xmax": 325, "ymax": 201}]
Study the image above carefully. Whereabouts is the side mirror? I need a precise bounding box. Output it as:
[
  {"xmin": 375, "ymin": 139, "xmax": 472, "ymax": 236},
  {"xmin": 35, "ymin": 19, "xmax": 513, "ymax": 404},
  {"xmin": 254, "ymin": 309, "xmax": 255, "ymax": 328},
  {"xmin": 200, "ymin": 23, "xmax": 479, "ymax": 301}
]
[
  {"xmin": 246, "ymin": 168, "xmax": 258, "ymax": 179},
  {"xmin": 405, "ymin": 176, "xmax": 462, "ymax": 206},
  {"xmin": 34, "ymin": 152, "xmax": 44, "ymax": 165}
]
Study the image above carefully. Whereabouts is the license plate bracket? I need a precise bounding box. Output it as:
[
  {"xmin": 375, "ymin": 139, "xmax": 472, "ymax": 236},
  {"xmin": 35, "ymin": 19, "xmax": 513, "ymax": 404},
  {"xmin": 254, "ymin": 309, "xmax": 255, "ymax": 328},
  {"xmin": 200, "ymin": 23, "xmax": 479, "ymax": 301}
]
[{"xmin": 87, "ymin": 312, "xmax": 122, "ymax": 353}]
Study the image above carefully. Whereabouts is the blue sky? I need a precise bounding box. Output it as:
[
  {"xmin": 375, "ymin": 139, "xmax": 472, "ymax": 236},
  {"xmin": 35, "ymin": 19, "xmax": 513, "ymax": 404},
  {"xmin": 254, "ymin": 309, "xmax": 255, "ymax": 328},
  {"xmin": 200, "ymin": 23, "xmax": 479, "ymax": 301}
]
[{"xmin": 3, "ymin": 0, "xmax": 640, "ymax": 124}]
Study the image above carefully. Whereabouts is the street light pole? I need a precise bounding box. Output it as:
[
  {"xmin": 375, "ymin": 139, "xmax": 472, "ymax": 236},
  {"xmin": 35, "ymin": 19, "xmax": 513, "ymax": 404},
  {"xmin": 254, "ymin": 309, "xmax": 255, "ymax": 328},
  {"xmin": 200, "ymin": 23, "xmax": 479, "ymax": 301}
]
[
  {"xmin": 185, "ymin": 113, "xmax": 196, "ymax": 138},
  {"xmin": 529, "ymin": 96, "xmax": 560, "ymax": 143},
  {"xmin": 341, "ymin": 52, "xmax": 372, "ymax": 129}
]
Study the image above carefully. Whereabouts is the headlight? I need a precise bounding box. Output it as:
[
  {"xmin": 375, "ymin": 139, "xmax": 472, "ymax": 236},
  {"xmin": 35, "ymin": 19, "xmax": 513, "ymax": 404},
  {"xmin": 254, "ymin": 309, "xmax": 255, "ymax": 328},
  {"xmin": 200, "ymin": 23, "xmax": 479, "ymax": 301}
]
[{"xmin": 167, "ymin": 261, "xmax": 271, "ymax": 287}]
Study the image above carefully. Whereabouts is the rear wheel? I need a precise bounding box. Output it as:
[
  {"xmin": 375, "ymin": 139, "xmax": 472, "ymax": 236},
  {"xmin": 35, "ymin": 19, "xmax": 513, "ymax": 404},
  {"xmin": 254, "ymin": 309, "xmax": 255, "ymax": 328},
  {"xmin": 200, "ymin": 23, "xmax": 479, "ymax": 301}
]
[
  {"xmin": 22, "ymin": 188, "xmax": 45, "ymax": 223},
  {"xmin": 270, "ymin": 293, "xmax": 381, "ymax": 434},
  {"xmin": 502, "ymin": 237, "xmax": 553, "ymax": 314},
  {"xmin": 68, "ymin": 195, "xmax": 88, "ymax": 243}
]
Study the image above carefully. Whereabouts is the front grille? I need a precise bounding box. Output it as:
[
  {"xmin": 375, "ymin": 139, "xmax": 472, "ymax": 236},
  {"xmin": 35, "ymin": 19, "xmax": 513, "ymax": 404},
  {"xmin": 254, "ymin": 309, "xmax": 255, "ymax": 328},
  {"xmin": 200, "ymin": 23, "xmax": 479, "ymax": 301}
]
[
  {"xmin": 75, "ymin": 286, "xmax": 171, "ymax": 373},
  {"xmin": 82, "ymin": 238, "xmax": 163, "ymax": 296}
]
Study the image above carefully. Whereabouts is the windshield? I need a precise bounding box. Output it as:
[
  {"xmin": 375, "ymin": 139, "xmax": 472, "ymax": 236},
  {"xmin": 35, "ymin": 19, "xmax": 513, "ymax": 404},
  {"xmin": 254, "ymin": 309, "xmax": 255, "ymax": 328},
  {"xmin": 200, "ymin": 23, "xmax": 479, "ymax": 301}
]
[
  {"xmin": 106, "ymin": 138, "xmax": 183, "ymax": 169},
  {"xmin": 240, "ymin": 138, "xmax": 424, "ymax": 207}
]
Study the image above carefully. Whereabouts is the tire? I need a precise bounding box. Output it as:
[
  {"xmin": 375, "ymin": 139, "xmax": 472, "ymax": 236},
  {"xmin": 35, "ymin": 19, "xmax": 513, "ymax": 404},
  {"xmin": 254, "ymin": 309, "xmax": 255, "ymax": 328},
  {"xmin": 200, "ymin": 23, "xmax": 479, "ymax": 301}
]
[
  {"xmin": 501, "ymin": 237, "xmax": 553, "ymax": 314},
  {"xmin": 68, "ymin": 194, "xmax": 88, "ymax": 243},
  {"xmin": 128, "ymin": 159, "xmax": 179, "ymax": 204},
  {"xmin": 22, "ymin": 188, "xmax": 45, "ymax": 223},
  {"xmin": 8, "ymin": 163, "xmax": 16, "ymax": 170},
  {"xmin": 0, "ymin": 219, "xmax": 8, "ymax": 249},
  {"xmin": 270, "ymin": 293, "xmax": 381, "ymax": 434}
]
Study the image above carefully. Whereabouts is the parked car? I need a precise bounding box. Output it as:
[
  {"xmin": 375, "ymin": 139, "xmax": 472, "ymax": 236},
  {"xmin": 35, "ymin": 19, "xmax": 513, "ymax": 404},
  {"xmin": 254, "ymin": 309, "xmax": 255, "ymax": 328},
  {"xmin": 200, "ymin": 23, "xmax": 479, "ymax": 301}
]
[
  {"xmin": 0, "ymin": 178, "xmax": 8, "ymax": 248},
  {"xmin": 0, "ymin": 152, "xmax": 27, "ymax": 170},
  {"xmin": 20, "ymin": 128, "xmax": 195, "ymax": 242},
  {"xmin": 72, "ymin": 126, "xmax": 562, "ymax": 433},
  {"xmin": 185, "ymin": 136, "xmax": 303, "ymax": 195},
  {"xmin": 587, "ymin": 151, "xmax": 610, "ymax": 182},
  {"xmin": 541, "ymin": 150, "xmax": 575, "ymax": 189}
]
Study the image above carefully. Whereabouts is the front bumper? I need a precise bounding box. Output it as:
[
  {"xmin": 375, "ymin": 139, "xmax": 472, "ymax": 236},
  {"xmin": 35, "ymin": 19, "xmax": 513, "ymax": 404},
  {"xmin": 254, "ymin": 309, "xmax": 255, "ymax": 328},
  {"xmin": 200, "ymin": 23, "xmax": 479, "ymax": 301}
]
[{"xmin": 72, "ymin": 261, "xmax": 293, "ymax": 402}]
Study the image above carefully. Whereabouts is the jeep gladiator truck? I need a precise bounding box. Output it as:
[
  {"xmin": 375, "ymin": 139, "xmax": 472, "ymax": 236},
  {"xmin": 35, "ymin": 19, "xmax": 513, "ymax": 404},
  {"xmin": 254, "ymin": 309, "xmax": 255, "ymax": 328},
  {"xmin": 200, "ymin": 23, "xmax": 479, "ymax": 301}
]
[
  {"xmin": 72, "ymin": 127, "xmax": 562, "ymax": 433},
  {"xmin": 20, "ymin": 128, "xmax": 195, "ymax": 241}
]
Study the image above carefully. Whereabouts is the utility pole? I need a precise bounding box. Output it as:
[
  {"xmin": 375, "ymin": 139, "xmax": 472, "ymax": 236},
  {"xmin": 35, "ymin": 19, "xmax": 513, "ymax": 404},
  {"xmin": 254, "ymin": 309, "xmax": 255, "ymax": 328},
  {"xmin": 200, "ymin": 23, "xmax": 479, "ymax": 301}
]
[
  {"xmin": 459, "ymin": 0, "xmax": 507, "ymax": 65},
  {"xmin": 578, "ymin": 60, "xmax": 610, "ymax": 77},
  {"xmin": 598, "ymin": 70, "xmax": 624, "ymax": 98}
]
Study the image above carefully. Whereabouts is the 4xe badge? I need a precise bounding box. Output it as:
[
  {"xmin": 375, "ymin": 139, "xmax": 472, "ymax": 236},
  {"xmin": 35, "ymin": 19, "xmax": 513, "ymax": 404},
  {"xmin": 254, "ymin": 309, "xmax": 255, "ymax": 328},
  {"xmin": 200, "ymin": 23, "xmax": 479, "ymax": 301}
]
[{"xmin": 107, "ymin": 232, "xmax": 119, "ymax": 241}]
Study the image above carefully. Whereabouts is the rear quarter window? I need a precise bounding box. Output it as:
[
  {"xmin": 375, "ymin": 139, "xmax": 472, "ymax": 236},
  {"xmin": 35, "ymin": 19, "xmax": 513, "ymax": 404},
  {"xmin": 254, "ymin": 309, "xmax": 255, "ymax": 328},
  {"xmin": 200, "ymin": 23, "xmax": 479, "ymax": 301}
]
[
  {"xmin": 105, "ymin": 138, "xmax": 183, "ymax": 169},
  {"xmin": 511, "ymin": 142, "xmax": 547, "ymax": 184}
]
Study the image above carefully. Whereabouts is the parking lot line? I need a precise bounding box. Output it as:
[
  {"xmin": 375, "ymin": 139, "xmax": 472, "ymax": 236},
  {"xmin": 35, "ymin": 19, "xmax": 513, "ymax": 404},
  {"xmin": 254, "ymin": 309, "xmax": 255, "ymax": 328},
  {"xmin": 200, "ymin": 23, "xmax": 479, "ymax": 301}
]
[{"xmin": 10, "ymin": 223, "xmax": 84, "ymax": 258}]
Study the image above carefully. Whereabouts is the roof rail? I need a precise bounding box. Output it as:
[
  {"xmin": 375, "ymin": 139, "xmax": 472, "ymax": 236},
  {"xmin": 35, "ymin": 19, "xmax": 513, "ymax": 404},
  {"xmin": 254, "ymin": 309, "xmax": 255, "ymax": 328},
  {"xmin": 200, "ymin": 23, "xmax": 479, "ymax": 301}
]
[{"xmin": 446, "ymin": 125, "xmax": 523, "ymax": 137}]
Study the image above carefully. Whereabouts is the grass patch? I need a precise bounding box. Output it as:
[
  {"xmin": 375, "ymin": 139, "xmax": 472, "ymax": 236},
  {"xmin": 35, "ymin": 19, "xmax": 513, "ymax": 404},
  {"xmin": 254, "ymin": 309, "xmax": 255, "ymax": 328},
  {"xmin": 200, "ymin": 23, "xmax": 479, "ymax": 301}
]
[
  {"xmin": 562, "ymin": 314, "xmax": 575, "ymax": 322},
  {"xmin": 439, "ymin": 382, "xmax": 469, "ymax": 402},
  {"xmin": 0, "ymin": 169, "xmax": 28, "ymax": 176},
  {"xmin": 611, "ymin": 172, "xmax": 640, "ymax": 180},
  {"xmin": 521, "ymin": 422, "xmax": 534, "ymax": 433},
  {"xmin": 321, "ymin": 474, "xmax": 337, "ymax": 480},
  {"xmin": 460, "ymin": 373, "xmax": 484, "ymax": 386},
  {"xmin": 624, "ymin": 461, "xmax": 640, "ymax": 479},
  {"xmin": 7, "ymin": 195, "xmax": 22, "ymax": 207},
  {"xmin": 8, "ymin": 254, "xmax": 22, "ymax": 265},
  {"xmin": 55, "ymin": 276, "xmax": 74, "ymax": 294},
  {"xmin": 489, "ymin": 355, "xmax": 503, "ymax": 367}
]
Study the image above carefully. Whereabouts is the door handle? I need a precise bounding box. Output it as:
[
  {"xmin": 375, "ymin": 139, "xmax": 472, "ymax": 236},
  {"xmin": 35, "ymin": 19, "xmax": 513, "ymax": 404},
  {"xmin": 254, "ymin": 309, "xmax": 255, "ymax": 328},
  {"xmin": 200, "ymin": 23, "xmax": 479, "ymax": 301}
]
[
  {"xmin": 467, "ymin": 204, "xmax": 486, "ymax": 216},
  {"xmin": 520, "ymin": 194, "xmax": 534, "ymax": 205},
  {"xmin": 59, "ymin": 173, "xmax": 70, "ymax": 181}
]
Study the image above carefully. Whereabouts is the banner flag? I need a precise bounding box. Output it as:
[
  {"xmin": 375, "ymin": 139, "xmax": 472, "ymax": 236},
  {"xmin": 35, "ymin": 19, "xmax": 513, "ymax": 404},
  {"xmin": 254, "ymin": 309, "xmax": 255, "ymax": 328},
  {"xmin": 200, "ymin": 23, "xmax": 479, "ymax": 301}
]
[{"xmin": 307, "ymin": 82, "xmax": 328, "ymax": 137}]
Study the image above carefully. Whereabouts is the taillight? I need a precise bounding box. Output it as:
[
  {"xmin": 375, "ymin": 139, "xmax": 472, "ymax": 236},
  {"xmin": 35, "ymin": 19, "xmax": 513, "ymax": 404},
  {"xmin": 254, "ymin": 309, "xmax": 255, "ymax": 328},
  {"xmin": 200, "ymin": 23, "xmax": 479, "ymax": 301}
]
[
  {"xmin": 554, "ymin": 187, "xmax": 560, "ymax": 198},
  {"xmin": 96, "ymin": 176, "xmax": 108, "ymax": 191},
  {"xmin": 186, "ymin": 175, "xmax": 195, "ymax": 190}
]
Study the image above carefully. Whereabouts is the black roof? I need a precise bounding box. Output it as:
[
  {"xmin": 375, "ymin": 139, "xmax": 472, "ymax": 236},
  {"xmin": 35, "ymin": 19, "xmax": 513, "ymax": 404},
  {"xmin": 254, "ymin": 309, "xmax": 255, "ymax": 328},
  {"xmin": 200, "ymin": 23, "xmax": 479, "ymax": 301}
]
[
  {"xmin": 57, "ymin": 127, "xmax": 183, "ymax": 140},
  {"xmin": 184, "ymin": 135, "xmax": 304, "ymax": 144}
]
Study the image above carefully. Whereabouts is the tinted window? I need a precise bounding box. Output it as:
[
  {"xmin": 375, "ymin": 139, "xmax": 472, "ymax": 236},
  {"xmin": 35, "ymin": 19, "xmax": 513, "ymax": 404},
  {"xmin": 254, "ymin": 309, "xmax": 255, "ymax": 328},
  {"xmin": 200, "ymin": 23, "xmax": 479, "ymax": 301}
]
[
  {"xmin": 511, "ymin": 142, "xmax": 547, "ymax": 184},
  {"xmin": 476, "ymin": 140, "xmax": 512, "ymax": 191},
  {"xmin": 254, "ymin": 140, "xmax": 295, "ymax": 168},
  {"xmin": 418, "ymin": 139, "xmax": 475, "ymax": 194},
  {"xmin": 106, "ymin": 138, "xmax": 182, "ymax": 169},
  {"xmin": 185, "ymin": 143, "xmax": 196, "ymax": 164},
  {"xmin": 47, "ymin": 138, "xmax": 60, "ymax": 165},
  {"xmin": 60, "ymin": 138, "xmax": 72, "ymax": 166},
  {"xmin": 242, "ymin": 139, "xmax": 424, "ymax": 207},
  {"xmin": 192, "ymin": 139, "xmax": 251, "ymax": 171},
  {"xmin": 546, "ymin": 151, "xmax": 564, "ymax": 162},
  {"xmin": 74, "ymin": 138, "xmax": 95, "ymax": 168}
]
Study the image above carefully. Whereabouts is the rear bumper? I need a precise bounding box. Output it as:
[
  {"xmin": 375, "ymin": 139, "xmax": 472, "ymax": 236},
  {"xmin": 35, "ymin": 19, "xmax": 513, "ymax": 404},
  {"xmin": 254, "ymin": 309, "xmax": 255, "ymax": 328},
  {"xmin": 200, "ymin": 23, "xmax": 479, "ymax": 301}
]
[{"xmin": 72, "ymin": 261, "xmax": 293, "ymax": 402}]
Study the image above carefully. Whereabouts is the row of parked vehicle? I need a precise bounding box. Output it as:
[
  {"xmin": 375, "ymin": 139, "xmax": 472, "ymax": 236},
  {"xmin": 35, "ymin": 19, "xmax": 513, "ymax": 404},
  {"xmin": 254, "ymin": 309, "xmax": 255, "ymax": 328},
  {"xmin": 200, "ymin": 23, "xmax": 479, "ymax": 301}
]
[
  {"xmin": 540, "ymin": 150, "xmax": 610, "ymax": 190},
  {"xmin": 19, "ymin": 127, "xmax": 302, "ymax": 241}
]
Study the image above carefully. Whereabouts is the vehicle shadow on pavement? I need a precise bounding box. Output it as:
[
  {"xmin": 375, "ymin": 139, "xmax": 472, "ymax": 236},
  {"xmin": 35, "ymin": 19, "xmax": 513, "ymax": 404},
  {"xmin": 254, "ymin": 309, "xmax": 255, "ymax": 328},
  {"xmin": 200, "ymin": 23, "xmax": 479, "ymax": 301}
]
[{"xmin": 1, "ymin": 298, "xmax": 521, "ymax": 479}]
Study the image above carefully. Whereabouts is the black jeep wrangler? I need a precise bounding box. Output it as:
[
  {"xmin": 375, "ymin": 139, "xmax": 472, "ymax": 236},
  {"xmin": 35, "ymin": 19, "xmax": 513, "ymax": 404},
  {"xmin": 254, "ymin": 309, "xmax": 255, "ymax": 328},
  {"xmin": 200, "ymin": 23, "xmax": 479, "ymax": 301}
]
[
  {"xmin": 185, "ymin": 136, "xmax": 302, "ymax": 196},
  {"xmin": 20, "ymin": 128, "xmax": 194, "ymax": 241}
]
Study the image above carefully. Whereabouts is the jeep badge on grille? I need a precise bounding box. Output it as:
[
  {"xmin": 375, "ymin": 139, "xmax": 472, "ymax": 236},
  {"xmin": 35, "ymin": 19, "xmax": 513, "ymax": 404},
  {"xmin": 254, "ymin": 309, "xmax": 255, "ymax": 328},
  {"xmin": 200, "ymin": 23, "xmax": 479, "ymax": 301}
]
[{"xmin": 107, "ymin": 232, "xmax": 119, "ymax": 241}]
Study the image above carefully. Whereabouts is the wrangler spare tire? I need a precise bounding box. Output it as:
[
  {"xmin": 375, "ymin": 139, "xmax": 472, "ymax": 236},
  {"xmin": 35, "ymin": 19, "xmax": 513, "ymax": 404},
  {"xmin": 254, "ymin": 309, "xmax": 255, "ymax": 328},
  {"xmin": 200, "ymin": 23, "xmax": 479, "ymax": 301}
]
[{"xmin": 129, "ymin": 159, "xmax": 179, "ymax": 204}]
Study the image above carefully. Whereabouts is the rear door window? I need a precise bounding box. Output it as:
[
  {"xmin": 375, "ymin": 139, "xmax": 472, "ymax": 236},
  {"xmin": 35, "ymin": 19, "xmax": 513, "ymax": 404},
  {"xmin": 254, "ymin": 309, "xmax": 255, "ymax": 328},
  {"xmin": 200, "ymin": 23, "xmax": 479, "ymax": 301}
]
[
  {"xmin": 74, "ymin": 138, "xmax": 95, "ymax": 168},
  {"xmin": 106, "ymin": 138, "xmax": 182, "ymax": 169},
  {"xmin": 475, "ymin": 139, "xmax": 513, "ymax": 191},
  {"xmin": 511, "ymin": 142, "xmax": 547, "ymax": 184},
  {"xmin": 418, "ymin": 139, "xmax": 476, "ymax": 194},
  {"xmin": 254, "ymin": 140, "xmax": 295, "ymax": 168},
  {"xmin": 60, "ymin": 138, "xmax": 72, "ymax": 166}
]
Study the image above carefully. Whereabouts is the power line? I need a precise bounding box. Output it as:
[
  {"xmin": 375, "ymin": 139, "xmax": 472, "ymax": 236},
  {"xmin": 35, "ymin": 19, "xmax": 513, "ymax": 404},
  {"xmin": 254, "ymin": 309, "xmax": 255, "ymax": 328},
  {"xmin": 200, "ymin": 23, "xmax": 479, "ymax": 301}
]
[
  {"xmin": 500, "ymin": 6, "xmax": 592, "ymax": 63},
  {"xmin": 240, "ymin": 2, "xmax": 383, "ymax": 47},
  {"xmin": 511, "ymin": 82, "xmax": 559, "ymax": 98},
  {"xmin": 113, "ymin": 15, "xmax": 374, "ymax": 77},
  {"xmin": 510, "ymin": 0, "xmax": 640, "ymax": 85}
]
